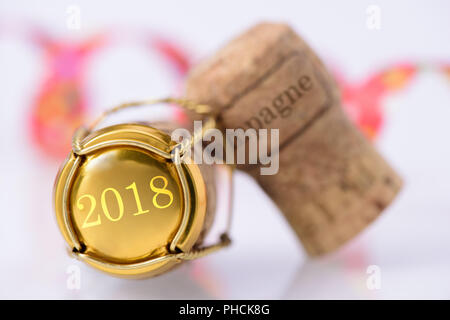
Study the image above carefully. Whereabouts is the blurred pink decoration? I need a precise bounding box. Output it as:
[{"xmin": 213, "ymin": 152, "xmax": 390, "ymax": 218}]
[
  {"xmin": 2, "ymin": 21, "xmax": 447, "ymax": 157},
  {"xmin": 29, "ymin": 31, "xmax": 105, "ymax": 159},
  {"xmin": 335, "ymin": 63, "xmax": 417, "ymax": 273},
  {"xmin": 150, "ymin": 36, "xmax": 191, "ymax": 77},
  {"xmin": 337, "ymin": 63, "xmax": 417, "ymax": 139},
  {"xmin": 442, "ymin": 63, "xmax": 450, "ymax": 82}
]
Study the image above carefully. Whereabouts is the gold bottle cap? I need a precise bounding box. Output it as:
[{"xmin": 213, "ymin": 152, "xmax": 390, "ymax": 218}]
[{"xmin": 54, "ymin": 123, "xmax": 208, "ymax": 278}]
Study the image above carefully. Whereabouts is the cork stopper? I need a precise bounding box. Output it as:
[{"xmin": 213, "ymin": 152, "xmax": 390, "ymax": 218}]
[{"xmin": 185, "ymin": 22, "xmax": 402, "ymax": 255}]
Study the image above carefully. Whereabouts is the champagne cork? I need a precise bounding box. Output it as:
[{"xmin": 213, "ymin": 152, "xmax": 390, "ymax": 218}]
[{"xmin": 185, "ymin": 22, "xmax": 402, "ymax": 255}]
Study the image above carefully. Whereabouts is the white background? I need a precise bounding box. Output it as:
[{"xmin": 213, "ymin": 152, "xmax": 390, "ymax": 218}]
[{"xmin": 0, "ymin": 0, "xmax": 449, "ymax": 299}]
